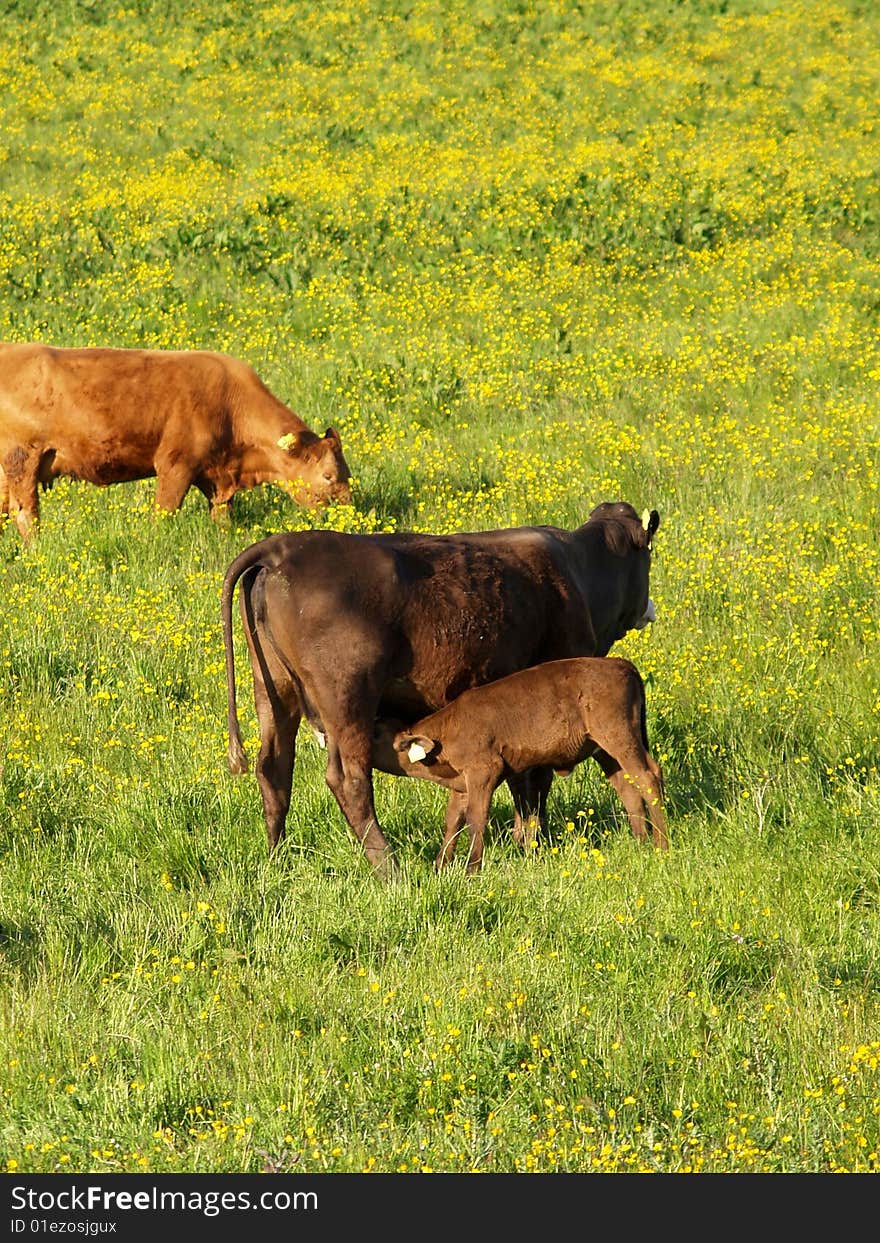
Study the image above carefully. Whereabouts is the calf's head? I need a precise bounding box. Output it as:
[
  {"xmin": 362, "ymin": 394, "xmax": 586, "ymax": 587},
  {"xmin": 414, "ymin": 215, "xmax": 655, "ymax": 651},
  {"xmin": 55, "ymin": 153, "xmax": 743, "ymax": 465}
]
[{"xmin": 394, "ymin": 732, "xmax": 442, "ymax": 767}]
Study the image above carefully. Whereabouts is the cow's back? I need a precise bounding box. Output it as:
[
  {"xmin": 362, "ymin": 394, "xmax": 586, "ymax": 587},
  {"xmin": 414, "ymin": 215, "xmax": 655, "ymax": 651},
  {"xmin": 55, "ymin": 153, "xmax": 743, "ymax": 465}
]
[
  {"xmin": 254, "ymin": 526, "xmax": 590, "ymax": 719},
  {"xmin": 0, "ymin": 344, "xmax": 239, "ymax": 447}
]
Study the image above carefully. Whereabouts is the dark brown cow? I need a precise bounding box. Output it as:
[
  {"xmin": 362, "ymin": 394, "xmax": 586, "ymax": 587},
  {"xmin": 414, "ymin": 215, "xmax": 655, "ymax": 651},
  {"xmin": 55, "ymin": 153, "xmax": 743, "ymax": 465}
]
[
  {"xmin": 0, "ymin": 343, "xmax": 351, "ymax": 541},
  {"xmin": 221, "ymin": 502, "xmax": 660, "ymax": 879},
  {"xmin": 391, "ymin": 656, "xmax": 667, "ymax": 873}
]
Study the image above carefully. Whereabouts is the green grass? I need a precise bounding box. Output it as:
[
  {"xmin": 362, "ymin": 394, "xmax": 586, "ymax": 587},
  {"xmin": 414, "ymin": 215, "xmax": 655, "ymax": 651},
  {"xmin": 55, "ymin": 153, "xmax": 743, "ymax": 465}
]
[{"xmin": 1, "ymin": 0, "xmax": 879, "ymax": 1173}]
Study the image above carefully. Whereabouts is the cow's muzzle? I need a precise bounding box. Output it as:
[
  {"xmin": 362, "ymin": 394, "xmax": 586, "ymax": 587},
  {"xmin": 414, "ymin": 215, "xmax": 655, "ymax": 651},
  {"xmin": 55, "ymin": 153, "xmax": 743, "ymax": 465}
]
[
  {"xmin": 329, "ymin": 480, "xmax": 353, "ymax": 504},
  {"xmin": 632, "ymin": 598, "xmax": 657, "ymax": 630}
]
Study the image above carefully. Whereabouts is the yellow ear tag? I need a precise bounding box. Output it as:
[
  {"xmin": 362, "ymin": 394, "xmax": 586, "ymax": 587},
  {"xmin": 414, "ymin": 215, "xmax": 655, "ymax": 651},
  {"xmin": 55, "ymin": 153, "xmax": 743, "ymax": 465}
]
[
  {"xmin": 277, "ymin": 432, "xmax": 297, "ymax": 450},
  {"xmin": 641, "ymin": 508, "xmax": 651, "ymax": 530},
  {"xmin": 408, "ymin": 743, "xmax": 428, "ymax": 763}
]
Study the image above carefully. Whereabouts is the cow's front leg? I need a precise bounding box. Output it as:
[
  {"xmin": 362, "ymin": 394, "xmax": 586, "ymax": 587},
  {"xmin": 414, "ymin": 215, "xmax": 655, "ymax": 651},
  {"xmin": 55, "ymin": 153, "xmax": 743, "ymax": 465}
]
[
  {"xmin": 153, "ymin": 448, "xmax": 195, "ymax": 514},
  {"xmin": 0, "ymin": 465, "xmax": 9, "ymax": 530},
  {"xmin": 325, "ymin": 725, "xmax": 396, "ymax": 881},
  {"xmin": 210, "ymin": 499, "xmax": 233, "ymax": 527},
  {"xmin": 508, "ymin": 766, "xmax": 553, "ymax": 851},
  {"xmin": 3, "ymin": 449, "xmax": 40, "ymax": 544},
  {"xmin": 195, "ymin": 476, "xmax": 234, "ymax": 526}
]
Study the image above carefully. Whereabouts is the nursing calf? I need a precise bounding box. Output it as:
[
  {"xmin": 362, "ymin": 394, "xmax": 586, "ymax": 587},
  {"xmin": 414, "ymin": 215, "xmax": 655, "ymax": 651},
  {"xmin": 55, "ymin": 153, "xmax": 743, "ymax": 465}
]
[{"xmin": 392, "ymin": 656, "xmax": 668, "ymax": 872}]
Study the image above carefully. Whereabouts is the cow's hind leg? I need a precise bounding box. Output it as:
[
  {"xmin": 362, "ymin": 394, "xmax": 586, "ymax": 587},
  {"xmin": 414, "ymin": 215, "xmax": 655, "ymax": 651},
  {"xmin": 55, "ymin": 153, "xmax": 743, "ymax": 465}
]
[
  {"xmin": 508, "ymin": 765, "xmax": 553, "ymax": 851},
  {"xmin": 241, "ymin": 591, "xmax": 302, "ymax": 852},
  {"xmin": 253, "ymin": 682, "xmax": 301, "ymax": 852},
  {"xmin": 325, "ymin": 720, "xmax": 396, "ymax": 881}
]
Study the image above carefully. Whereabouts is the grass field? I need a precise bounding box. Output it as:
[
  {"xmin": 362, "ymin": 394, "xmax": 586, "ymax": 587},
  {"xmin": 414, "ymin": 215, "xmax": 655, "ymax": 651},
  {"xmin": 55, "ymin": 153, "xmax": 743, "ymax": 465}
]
[{"xmin": 1, "ymin": 0, "xmax": 879, "ymax": 1173}]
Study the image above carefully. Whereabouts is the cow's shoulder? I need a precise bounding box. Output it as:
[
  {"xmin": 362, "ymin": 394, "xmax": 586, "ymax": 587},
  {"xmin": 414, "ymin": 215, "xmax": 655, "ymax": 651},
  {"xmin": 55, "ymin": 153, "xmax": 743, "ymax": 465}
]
[{"xmin": 0, "ymin": 341, "xmax": 57, "ymax": 382}]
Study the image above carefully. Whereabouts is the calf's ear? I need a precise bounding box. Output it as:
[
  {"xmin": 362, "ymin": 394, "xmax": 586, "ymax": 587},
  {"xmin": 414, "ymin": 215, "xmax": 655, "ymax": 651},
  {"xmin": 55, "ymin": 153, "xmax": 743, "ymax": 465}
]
[
  {"xmin": 323, "ymin": 426, "xmax": 341, "ymax": 443},
  {"xmin": 395, "ymin": 734, "xmax": 437, "ymax": 763}
]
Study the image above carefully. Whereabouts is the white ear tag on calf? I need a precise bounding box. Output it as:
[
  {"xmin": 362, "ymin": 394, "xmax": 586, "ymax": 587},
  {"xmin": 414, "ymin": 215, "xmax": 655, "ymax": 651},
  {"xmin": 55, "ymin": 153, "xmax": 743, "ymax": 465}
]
[{"xmin": 408, "ymin": 743, "xmax": 428, "ymax": 763}]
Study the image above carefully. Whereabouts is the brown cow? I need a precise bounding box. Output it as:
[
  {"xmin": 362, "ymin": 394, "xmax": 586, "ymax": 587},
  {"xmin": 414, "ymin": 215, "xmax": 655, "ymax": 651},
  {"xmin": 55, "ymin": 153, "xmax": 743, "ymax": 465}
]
[
  {"xmin": 0, "ymin": 343, "xmax": 351, "ymax": 542},
  {"xmin": 390, "ymin": 656, "xmax": 667, "ymax": 873},
  {"xmin": 221, "ymin": 502, "xmax": 660, "ymax": 879}
]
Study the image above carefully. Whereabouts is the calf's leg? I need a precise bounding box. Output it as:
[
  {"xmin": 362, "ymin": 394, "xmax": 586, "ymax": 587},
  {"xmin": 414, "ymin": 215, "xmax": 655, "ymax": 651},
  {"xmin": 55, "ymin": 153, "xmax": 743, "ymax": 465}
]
[
  {"xmin": 436, "ymin": 790, "xmax": 468, "ymax": 870},
  {"xmin": 508, "ymin": 765, "xmax": 553, "ymax": 851},
  {"xmin": 461, "ymin": 763, "xmax": 504, "ymax": 874},
  {"xmin": 641, "ymin": 752, "xmax": 668, "ymax": 849},
  {"xmin": 594, "ymin": 748, "xmax": 668, "ymax": 849}
]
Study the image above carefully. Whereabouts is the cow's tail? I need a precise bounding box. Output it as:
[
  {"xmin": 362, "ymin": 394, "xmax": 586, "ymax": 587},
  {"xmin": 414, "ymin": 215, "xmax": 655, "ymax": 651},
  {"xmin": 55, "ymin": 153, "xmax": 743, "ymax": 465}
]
[{"xmin": 220, "ymin": 537, "xmax": 283, "ymax": 775}]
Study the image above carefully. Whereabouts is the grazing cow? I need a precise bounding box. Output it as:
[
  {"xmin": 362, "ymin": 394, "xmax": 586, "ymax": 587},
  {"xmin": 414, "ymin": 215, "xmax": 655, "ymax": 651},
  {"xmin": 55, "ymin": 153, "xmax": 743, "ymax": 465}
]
[
  {"xmin": 0, "ymin": 343, "xmax": 351, "ymax": 542},
  {"xmin": 391, "ymin": 656, "xmax": 668, "ymax": 873},
  {"xmin": 221, "ymin": 502, "xmax": 660, "ymax": 879}
]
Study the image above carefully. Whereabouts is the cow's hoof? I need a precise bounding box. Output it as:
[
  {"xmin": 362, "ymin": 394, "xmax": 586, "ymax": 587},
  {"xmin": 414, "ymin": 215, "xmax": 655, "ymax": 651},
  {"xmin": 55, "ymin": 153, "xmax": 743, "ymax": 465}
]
[{"xmin": 370, "ymin": 851, "xmax": 398, "ymax": 882}]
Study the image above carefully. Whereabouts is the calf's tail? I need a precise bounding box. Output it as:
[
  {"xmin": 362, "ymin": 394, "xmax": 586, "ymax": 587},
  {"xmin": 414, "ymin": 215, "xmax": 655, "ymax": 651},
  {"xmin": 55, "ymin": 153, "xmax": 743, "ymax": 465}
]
[
  {"xmin": 635, "ymin": 665, "xmax": 665, "ymax": 802},
  {"xmin": 638, "ymin": 674, "xmax": 650, "ymax": 753}
]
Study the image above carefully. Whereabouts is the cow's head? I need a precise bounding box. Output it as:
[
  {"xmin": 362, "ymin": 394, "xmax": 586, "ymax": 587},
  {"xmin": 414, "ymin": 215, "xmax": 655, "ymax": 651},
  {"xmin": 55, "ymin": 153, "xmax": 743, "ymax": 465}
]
[
  {"xmin": 276, "ymin": 426, "xmax": 352, "ymax": 507},
  {"xmin": 583, "ymin": 501, "xmax": 660, "ymax": 648}
]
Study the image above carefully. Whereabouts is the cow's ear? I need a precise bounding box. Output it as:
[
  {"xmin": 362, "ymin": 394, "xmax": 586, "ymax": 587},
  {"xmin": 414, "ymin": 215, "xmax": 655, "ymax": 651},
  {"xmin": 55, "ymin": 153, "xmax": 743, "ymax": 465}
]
[
  {"xmin": 643, "ymin": 508, "xmax": 660, "ymax": 545},
  {"xmin": 324, "ymin": 426, "xmax": 340, "ymax": 444},
  {"xmin": 395, "ymin": 734, "xmax": 437, "ymax": 763},
  {"xmin": 277, "ymin": 431, "xmax": 305, "ymax": 454}
]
